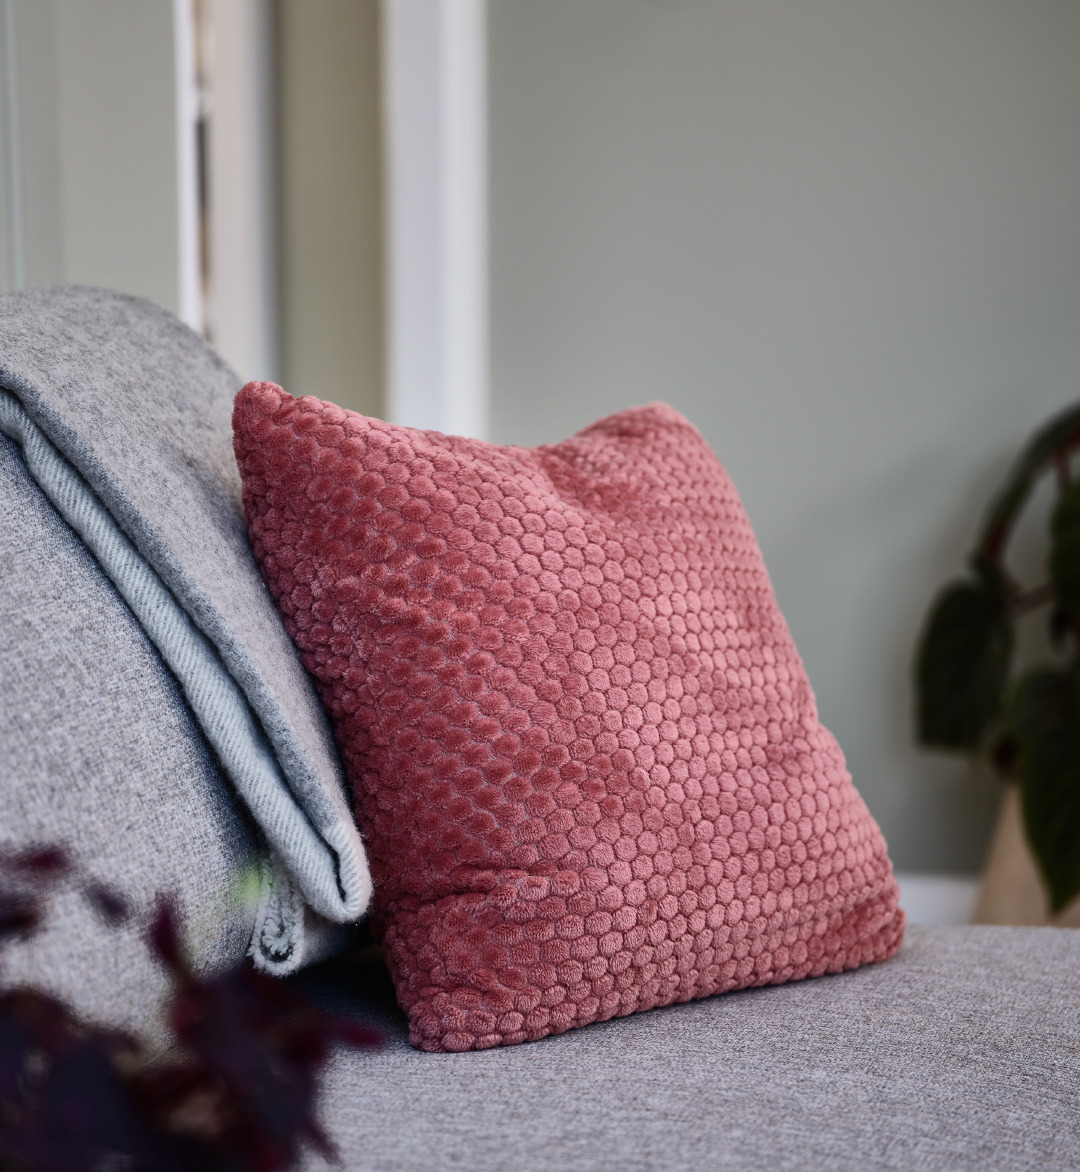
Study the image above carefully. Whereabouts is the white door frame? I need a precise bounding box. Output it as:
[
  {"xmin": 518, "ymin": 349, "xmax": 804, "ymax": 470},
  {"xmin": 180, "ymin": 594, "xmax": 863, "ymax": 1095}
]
[{"xmin": 382, "ymin": 0, "xmax": 488, "ymax": 438}]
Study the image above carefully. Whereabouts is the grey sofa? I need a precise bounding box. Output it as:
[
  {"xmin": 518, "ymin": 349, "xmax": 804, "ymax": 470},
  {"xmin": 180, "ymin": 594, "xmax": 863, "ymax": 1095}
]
[{"xmin": 1, "ymin": 288, "xmax": 1077, "ymax": 1171}]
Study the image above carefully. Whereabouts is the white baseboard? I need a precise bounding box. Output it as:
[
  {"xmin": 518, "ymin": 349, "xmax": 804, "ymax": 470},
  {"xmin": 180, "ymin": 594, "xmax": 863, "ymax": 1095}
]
[{"xmin": 895, "ymin": 873, "xmax": 980, "ymax": 925}]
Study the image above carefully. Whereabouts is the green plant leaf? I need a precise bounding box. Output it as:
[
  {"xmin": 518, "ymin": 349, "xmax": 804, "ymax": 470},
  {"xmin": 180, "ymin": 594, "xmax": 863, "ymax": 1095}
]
[
  {"xmin": 1011, "ymin": 667, "xmax": 1080, "ymax": 913},
  {"xmin": 1050, "ymin": 479, "xmax": 1080, "ymax": 617},
  {"xmin": 975, "ymin": 399, "xmax": 1080, "ymax": 562},
  {"xmin": 915, "ymin": 570, "xmax": 1013, "ymax": 749}
]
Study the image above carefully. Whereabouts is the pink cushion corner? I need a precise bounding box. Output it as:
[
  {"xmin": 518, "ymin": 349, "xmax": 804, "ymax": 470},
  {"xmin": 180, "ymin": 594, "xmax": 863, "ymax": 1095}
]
[{"xmin": 233, "ymin": 383, "xmax": 904, "ymax": 1052}]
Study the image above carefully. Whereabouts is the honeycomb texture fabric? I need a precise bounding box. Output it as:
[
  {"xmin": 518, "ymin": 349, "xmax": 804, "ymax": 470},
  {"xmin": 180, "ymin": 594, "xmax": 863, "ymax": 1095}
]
[{"xmin": 233, "ymin": 384, "xmax": 905, "ymax": 1051}]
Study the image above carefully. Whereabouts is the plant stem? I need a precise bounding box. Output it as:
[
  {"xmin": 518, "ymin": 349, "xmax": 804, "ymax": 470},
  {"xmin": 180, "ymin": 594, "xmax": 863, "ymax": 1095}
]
[{"xmin": 1013, "ymin": 582, "xmax": 1055, "ymax": 614}]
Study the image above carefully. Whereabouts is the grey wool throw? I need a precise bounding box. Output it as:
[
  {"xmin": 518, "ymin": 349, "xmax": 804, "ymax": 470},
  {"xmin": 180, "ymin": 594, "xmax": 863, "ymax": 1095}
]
[{"xmin": 0, "ymin": 287, "xmax": 371, "ymax": 973}]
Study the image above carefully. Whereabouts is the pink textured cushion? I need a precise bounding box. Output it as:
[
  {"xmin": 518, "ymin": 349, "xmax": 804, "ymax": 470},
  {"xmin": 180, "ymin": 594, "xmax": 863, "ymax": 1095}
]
[{"xmin": 233, "ymin": 385, "xmax": 905, "ymax": 1051}]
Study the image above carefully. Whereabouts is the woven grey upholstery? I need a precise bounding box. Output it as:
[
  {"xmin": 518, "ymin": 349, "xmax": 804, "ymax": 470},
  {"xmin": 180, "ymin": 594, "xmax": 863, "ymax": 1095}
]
[
  {"xmin": 298, "ymin": 925, "xmax": 1080, "ymax": 1172},
  {"xmin": 0, "ymin": 431, "xmax": 256, "ymax": 1037}
]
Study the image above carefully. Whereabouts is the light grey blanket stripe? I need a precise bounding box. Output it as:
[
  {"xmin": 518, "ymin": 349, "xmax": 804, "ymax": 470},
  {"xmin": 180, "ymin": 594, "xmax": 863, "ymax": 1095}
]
[{"xmin": 0, "ymin": 390, "xmax": 361, "ymax": 972}]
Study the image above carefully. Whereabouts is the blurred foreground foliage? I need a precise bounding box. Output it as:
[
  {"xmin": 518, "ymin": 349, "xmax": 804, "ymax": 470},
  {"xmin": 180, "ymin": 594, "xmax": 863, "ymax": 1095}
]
[{"xmin": 0, "ymin": 847, "xmax": 378, "ymax": 1171}]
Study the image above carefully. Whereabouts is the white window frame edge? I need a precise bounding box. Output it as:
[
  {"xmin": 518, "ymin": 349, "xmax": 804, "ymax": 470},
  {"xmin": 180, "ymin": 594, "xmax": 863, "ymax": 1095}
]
[
  {"xmin": 382, "ymin": 0, "xmax": 488, "ymax": 439},
  {"xmin": 0, "ymin": 0, "xmax": 25, "ymax": 291},
  {"xmin": 200, "ymin": 0, "xmax": 278, "ymax": 383},
  {"xmin": 173, "ymin": 0, "xmax": 203, "ymax": 333}
]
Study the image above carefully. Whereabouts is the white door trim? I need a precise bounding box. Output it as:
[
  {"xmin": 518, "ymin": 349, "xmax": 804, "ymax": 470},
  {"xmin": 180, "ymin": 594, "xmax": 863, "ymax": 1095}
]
[
  {"xmin": 173, "ymin": 0, "xmax": 203, "ymax": 333},
  {"xmin": 382, "ymin": 0, "xmax": 487, "ymax": 438}
]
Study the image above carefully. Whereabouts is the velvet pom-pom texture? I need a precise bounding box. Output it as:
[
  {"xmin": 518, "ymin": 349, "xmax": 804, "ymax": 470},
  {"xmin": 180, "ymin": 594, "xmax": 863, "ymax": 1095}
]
[{"xmin": 233, "ymin": 385, "xmax": 904, "ymax": 1052}]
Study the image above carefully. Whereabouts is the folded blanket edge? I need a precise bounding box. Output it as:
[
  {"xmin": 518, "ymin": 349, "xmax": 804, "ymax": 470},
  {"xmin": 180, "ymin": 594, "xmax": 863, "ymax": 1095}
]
[{"xmin": 0, "ymin": 388, "xmax": 373, "ymax": 973}]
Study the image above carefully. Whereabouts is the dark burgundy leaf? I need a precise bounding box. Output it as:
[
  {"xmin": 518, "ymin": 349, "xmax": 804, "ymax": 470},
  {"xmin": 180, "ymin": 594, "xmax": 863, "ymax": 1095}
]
[
  {"xmin": 0, "ymin": 847, "xmax": 379, "ymax": 1172},
  {"xmin": 84, "ymin": 882, "xmax": 131, "ymax": 926},
  {"xmin": 149, "ymin": 898, "xmax": 183, "ymax": 970},
  {"xmin": 8, "ymin": 845, "xmax": 71, "ymax": 878},
  {"xmin": 0, "ymin": 894, "xmax": 40, "ymax": 940}
]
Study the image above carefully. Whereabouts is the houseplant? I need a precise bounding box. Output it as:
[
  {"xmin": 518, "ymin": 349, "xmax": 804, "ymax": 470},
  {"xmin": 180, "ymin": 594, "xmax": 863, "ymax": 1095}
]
[{"xmin": 915, "ymin": 400, "xmax": 1080, "ymax": 917}]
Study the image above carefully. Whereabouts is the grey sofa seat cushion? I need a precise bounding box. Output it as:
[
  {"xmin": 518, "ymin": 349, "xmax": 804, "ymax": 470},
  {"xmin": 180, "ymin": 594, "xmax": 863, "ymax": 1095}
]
[
  {"xmin": 298, "ymin": 926, "xmax": 1080, "ymax": 1172},
  {"xmin": 0, "ymin": 287, "xmax": 371, "ymax": 971},
  {"xmin": 0, "ymin": 432, "xmax": 256, "ymax": 1038}
]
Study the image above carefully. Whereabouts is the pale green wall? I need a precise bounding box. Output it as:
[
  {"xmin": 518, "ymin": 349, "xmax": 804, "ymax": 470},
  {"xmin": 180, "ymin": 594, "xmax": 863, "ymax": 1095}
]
[
  {"xmin": 0, "ymin": 0, "xmax": 387, "ymax": 415},
  {"xmin": 488, "ymin": 0, "xmax": 1080, "ymax": 872},
  {"xmin": 0, "ymin": 0, "xmax": 181, "ymax": 313},
  {"xmin": 275, "ymin": 0, "xmax": 384, "ymax": 418}
]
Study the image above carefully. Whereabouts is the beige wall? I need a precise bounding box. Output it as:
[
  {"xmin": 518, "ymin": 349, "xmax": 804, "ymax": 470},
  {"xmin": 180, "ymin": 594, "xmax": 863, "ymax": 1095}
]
[
  {"xmin": 488, "ymin": 0, "xmax": 1080, "ymax": 872},
  {"xmin": 275, "ymin": 0, "xmax": 384, "ymax": 417}
]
